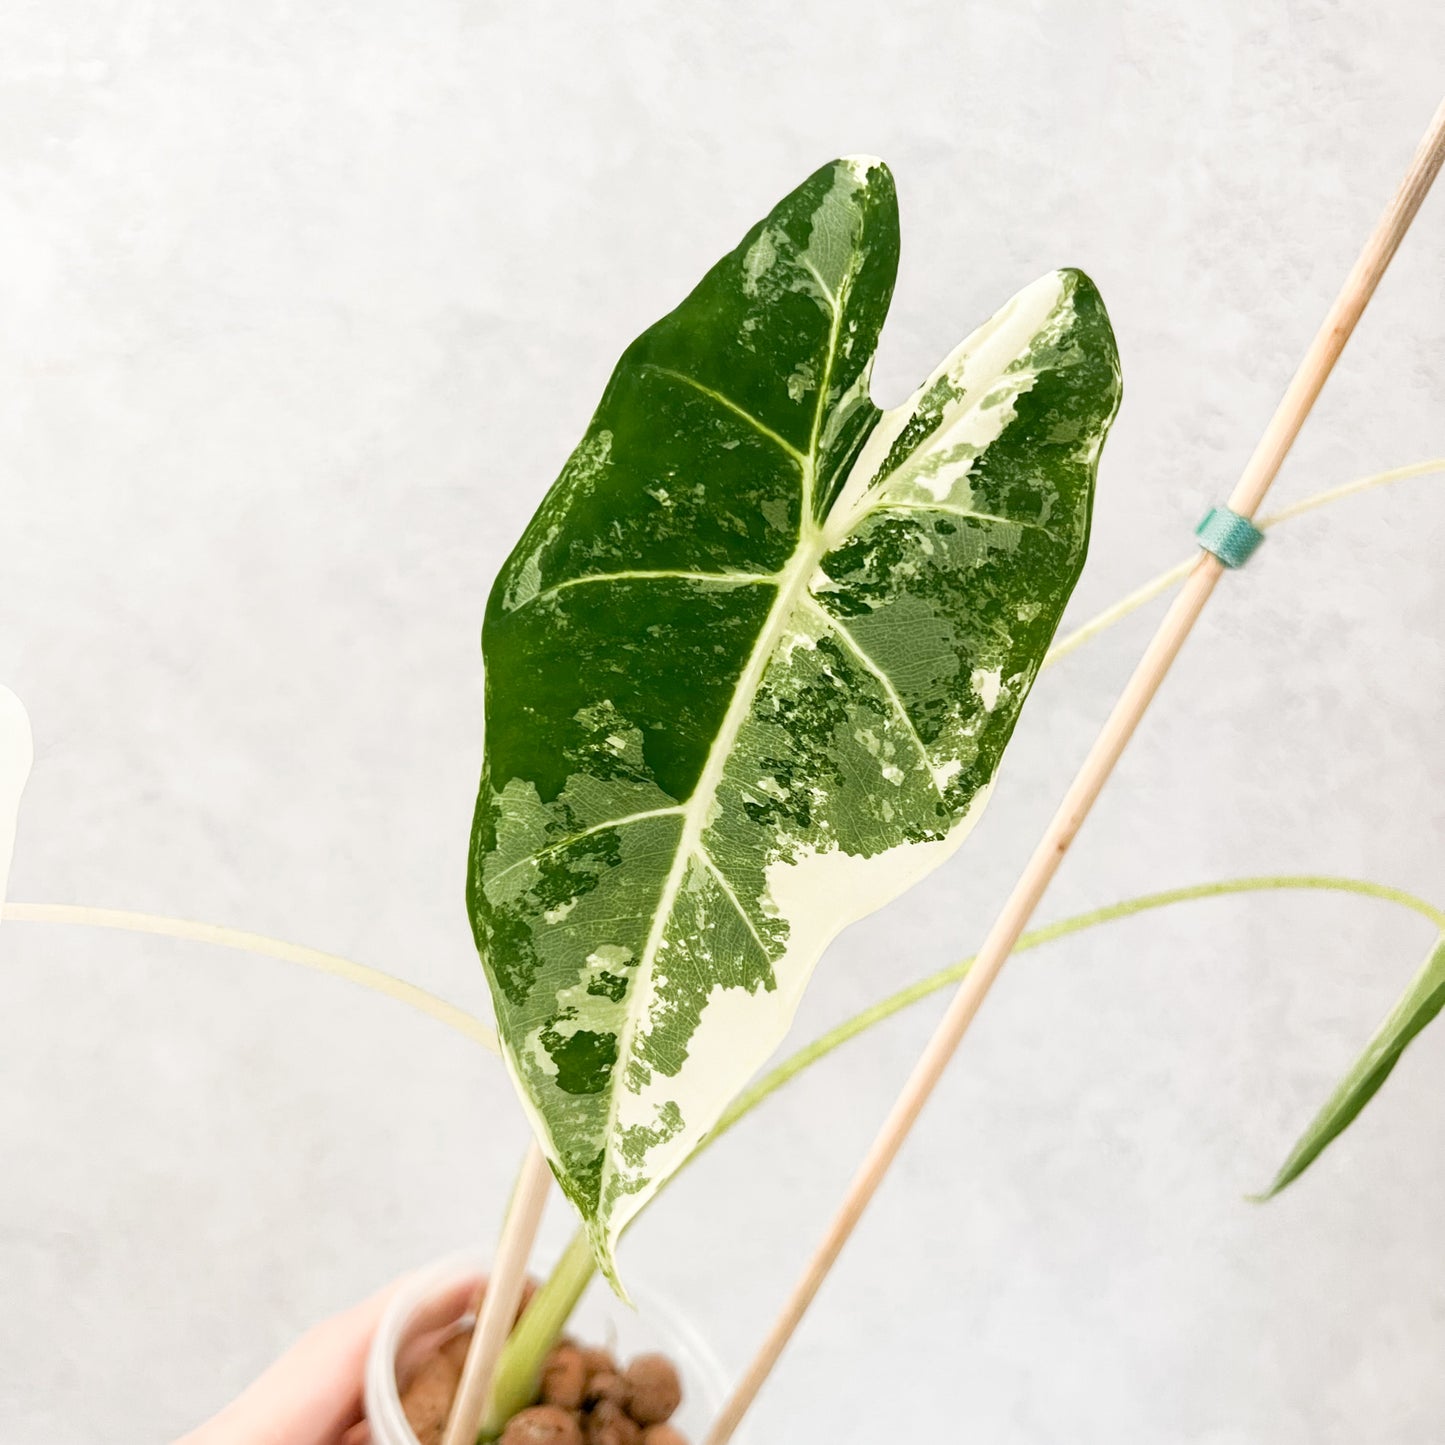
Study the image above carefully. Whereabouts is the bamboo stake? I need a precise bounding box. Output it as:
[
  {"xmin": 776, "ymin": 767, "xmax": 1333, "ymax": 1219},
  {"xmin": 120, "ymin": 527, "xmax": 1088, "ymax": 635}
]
[
  {"xmin": 704, "ymin": 95, "xmax": 1445, "ymax": 1445},
  {"xmin": 442, "ymin": 1142, "xmax": 553, "ymax": 1445}
]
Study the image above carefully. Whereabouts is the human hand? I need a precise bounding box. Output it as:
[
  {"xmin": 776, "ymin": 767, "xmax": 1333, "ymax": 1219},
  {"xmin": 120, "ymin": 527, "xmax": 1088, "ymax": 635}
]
[{"xmin": 176, "ymin": 1271, "xmax": 482, "ymax": 1445}]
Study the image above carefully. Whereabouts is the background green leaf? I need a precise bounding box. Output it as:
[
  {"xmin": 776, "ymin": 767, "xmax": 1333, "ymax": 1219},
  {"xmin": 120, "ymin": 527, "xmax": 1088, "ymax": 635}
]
[
  {"xmin": 1263, "ymin": 933, "xmax": 1445, "ymax": 1197},
  {"xmin": 468, "ymin": 156, "xmax": 1121, "ymax": 1283}
]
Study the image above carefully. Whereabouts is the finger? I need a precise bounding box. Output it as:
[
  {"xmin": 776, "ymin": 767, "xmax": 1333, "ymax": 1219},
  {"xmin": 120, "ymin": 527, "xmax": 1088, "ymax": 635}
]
[
  {"xmin": 176, "ymin": 1276, "xmax": 409, "ymax": 1445},
  {"xmin": 393, "ymin": 1274, "xmax": 485, "ymax": 1392},
  {"xmin": 399, "ymin": 1272, "xmax": 484, "ymax": 1342}
]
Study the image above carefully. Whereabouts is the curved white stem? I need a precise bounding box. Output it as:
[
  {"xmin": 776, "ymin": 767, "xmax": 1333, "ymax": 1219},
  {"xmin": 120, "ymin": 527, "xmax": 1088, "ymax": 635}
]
[{"xmin": 0, "ymin": 901, "xmax": 498, "ymax": 1052}]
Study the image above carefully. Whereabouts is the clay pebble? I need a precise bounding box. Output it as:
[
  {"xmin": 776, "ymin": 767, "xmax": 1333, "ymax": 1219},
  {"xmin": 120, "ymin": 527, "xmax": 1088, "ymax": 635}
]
[
  {"xmin": 501, "ymin": 1403, "xmax": 585, "ymax": 1445},
  {"xmin": 622, "ymin": 1355, "xmax": 681, "ymax": 1426}
]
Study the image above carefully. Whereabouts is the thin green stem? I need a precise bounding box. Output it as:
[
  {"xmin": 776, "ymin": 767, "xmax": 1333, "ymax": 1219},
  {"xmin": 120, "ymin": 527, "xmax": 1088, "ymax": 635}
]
[
  {"xmin": 1045, "ymin": 558, "xmax": 1194, "ymax": 667},
  {"xmin": 0, "ymin": 901, "xmax": 499, "ymax": 1052},
  {"xmin": 708, "ymin": 874, "xmax": 1445, "ymax": 1147},
  {"xmin": 502, "ymin": 872, "xmax": 1445, "ymax": 1409},
  {"xmin": 1260, "ymin": 459, "xmax": 1443, "ymax": 527},
  {"xmin": 481, "ymin": 1227, "xmax": 596, "ymax": 1438},
  {"xmin": 1045, "ymin": 459, "xmax": 1444, "ymax": 667}
]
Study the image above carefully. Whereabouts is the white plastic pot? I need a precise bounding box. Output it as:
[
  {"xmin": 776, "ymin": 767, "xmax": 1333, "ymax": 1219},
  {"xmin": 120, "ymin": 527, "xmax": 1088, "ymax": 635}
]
[{"xmin": 365, "ymin": 1251, "xmax": 737, "ymax": 1444}]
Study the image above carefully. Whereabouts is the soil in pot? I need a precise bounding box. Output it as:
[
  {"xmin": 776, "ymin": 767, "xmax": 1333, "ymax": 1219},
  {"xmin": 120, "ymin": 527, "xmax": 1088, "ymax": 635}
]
[{"xmin": 400, "ymin": 1279, "xmax": 691, "ymax": 1445}]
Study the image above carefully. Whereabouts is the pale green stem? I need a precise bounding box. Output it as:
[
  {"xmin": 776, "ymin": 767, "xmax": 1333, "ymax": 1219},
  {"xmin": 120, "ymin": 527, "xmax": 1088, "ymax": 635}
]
[
  {"xmin": 481, "ymin": 1226, "xmax": 596, "ymax": 1438},
  {"xmin": 0, "ymin": 901, "xmax": 499, "ymax": 1052},
  {"xmin": 1044, "ymin": 558, "xmax": 1194, "ymax": 667},
  {"xmin": 1045, "ymin": 459, "xmax": 1444, "ymax": 667},
  {"xmin": 708, "ymin": 874, "xmax": 1445, "ymax": 1145},
  {"xmin": 1260, "ymin": 459, "xmax": 1444, "ymax": 527},
  {"xmin": 500, "ymin": 873, "xmax": 1445, "ymax": 1411}
]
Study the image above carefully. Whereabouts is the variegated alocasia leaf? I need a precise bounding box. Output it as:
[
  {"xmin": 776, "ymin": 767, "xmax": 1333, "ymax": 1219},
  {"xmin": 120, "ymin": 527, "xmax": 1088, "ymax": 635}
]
[
  {"xmin": 468, "ymin": 156, "xmax": 1121, "ymax": 1284},
  {"xmin": 1262, "ymin": 933, "xmax": 1445, "ymax": 1197}
]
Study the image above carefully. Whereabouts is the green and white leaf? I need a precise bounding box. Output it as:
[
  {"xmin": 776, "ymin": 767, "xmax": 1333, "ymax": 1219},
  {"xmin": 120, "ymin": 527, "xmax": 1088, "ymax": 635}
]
[
  {"xmin": 1263, "ymin": 933, "xmax": 1445, "ymax": 1197},
  {"xmin": 468, "ymin": 156, "xmax": 1121, "ymax": 1284}
]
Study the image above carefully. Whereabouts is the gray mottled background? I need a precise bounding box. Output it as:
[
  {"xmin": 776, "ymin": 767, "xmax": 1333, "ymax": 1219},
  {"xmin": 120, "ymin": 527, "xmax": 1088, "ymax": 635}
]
[{"xmin": 3, "ymin": 3, "xmax": 1444, "ymax": 1441}]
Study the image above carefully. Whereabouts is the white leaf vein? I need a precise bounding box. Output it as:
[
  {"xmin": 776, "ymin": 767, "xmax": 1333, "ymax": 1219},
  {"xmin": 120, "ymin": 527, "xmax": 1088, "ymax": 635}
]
[
  {"xmin": 525, "ymin": 569, "xmax": 778, "ymax": 608},
  {"xmin": 874, "ymin": 499, "xmax": 1051, "ymax": 533},
  {"xmin": 598, "ymin": 248, "xmax": 862, "ymax": 1210},
  {"xmin": 696, "ymin": 845, "xmax": 772, "ymax": 960},
  {"xmin": 490, "ymin": 805, "xmax": 685, "ymax": 885},
  {"xmin": 799, "ymin": 256, "xmax": 839, "ymax": 309},
  {"xmin": 638, "ymin": 364, "xmax": 805, "ymax": 465},
  {"xmin": 802, "ymin": 595, "xmax": 938, "ymax": 789}
]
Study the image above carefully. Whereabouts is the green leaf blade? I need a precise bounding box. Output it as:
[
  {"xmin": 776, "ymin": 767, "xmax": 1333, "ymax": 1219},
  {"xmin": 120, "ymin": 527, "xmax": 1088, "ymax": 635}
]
[
  {"xmin": 470, "ymin": 158, "xmax": 1121, "ymax": 1284},
  {"xmin": 1263, "ymin": 934, "xmax": 1445, "ymax": 1198}
]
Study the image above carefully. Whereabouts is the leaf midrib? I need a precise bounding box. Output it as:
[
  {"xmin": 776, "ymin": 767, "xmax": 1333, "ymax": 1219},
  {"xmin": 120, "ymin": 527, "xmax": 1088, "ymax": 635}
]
[
  {"xmin": 590, "ymin": 244, "xmax": 1050, "ymax": 1214},
  {"xmin": 595, "ymin": 519, "xmax": 830, "ymax": 1195},
  {"xmin": 595, "ymin": 259, "xmax": 860, "ymax": 1206}
]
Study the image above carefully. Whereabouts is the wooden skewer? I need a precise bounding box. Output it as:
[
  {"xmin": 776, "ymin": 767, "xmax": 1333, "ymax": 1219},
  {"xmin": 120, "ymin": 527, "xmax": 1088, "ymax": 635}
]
[
  {"xmin": 704, "ymin": 95, "xmax": 1445, "ymax": 1445},
  {"xmin": 441, "ymin": 1142, "xmax": 553, "ymax": 1445}
]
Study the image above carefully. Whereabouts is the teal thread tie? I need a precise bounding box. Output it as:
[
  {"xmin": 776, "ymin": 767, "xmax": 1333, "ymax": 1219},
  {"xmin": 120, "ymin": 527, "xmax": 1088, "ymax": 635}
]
[{"xmin": 1195, "ymin": 506, "xmax": 1265, "ymax": 568}]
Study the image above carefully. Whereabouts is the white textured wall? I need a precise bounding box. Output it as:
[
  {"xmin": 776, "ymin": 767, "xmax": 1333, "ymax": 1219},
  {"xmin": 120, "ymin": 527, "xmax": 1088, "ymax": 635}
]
[{"xmin": 3, "ymin": 4, "xmax": 1444, "ymax": 1441}]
